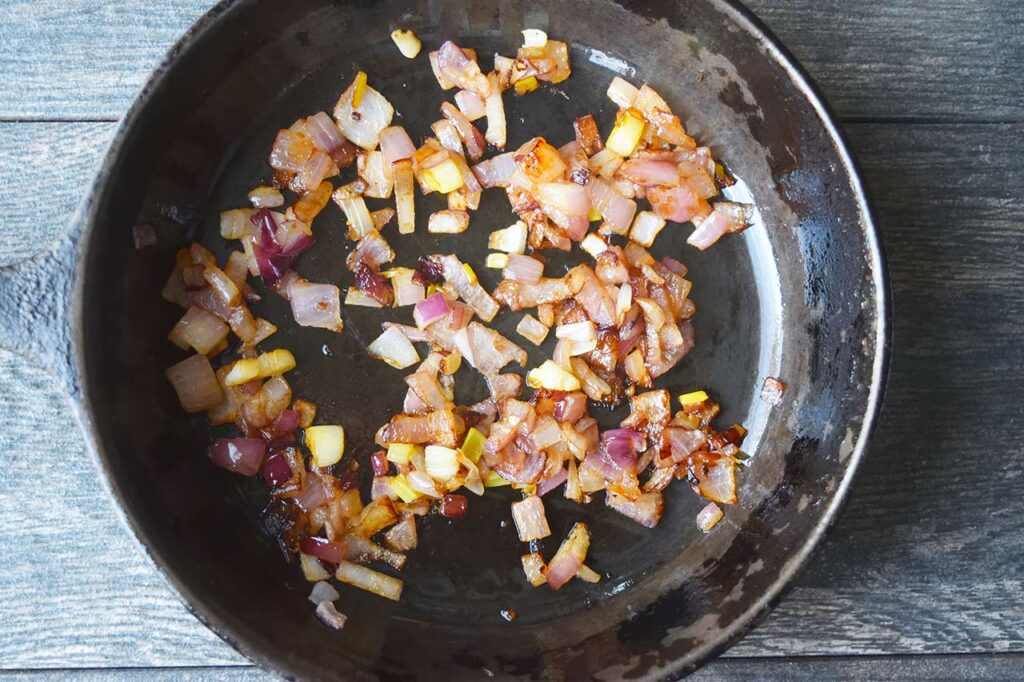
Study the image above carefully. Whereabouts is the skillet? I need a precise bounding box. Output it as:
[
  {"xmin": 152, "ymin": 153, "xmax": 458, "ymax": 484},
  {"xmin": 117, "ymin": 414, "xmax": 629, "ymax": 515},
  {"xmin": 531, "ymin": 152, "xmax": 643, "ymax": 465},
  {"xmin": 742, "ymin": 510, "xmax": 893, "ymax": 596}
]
[{"xmin": 0, "ymin": 0, "xmax": 889, "ymax": 678}]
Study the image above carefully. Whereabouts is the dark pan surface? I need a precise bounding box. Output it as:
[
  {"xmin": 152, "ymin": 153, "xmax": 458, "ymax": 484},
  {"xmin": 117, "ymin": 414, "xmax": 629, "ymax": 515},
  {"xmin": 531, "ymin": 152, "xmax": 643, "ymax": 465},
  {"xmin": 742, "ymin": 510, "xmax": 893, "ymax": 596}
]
[{"xmin": 74, "ymin": 0, "xmax": 887, "ymax": 678}]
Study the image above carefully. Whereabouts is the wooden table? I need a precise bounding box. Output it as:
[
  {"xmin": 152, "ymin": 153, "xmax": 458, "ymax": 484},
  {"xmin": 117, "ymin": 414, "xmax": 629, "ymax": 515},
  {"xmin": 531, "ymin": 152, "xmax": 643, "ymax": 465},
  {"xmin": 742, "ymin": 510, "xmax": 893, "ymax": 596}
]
[{"xmin": 1, "ymin": 1, "xmax": 1021, "ymax": 678}]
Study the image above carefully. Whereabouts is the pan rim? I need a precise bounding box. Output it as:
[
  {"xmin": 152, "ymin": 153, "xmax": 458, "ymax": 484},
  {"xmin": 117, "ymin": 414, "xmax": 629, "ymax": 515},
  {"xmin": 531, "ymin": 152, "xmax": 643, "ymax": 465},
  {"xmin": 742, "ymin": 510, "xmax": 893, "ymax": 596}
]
[{"xmin": 68, "ymin": 0, "xmax": 891, "ymax": 678}]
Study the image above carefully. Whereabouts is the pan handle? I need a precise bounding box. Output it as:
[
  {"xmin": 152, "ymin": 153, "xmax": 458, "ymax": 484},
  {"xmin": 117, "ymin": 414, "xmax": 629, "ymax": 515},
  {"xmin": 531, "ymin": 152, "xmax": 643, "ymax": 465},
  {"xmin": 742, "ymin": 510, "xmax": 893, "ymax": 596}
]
[{"xmin": 0, "ymin": 206, "xmax": 84, "ymax": 398}]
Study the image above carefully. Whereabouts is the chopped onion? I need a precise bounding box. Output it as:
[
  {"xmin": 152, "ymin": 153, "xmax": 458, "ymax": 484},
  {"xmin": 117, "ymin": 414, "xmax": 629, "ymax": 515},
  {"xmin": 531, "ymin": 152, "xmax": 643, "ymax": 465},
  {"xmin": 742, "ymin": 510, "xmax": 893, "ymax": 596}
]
[
  {"xmin": 208, "ymin": 437, "xmax": 265, "ymax": 476},
  {"xmin": 433, "ymin": 254, "xmax": 500, "ymax": 322},
  {"xmin": 316, "ymin": 601, "xmax": 347, "ymax": 630},
  {"xmin": 607, "ymin": 76, "xmax": 639, "ymax": 108},
  {"xmin": 425, "ymin": 445, "xmax": 460, "ymax": 482},
  {"xmin": 556, "ymin": 320, "xmax": 598, "ymax": 356},
  {"xmin": 379, "ymin": 126, "xmax": 417, "ymax": 164},
  {"xmin": 527, "ymin": 360, "xmax": 581, "ymax": 392},
  {"xmin": 433, "ymin": 41, "xmax": 490, "ymax": 95},
  {"xmin": 511, "ymin": 496, "xmax": 551, "ymax": 541},
  {"xmin": 472, "ymin": 153, "xmax": 517, "ymax": 188},
  {"xmin": 392, "ymin": 159, "xmax": 416, "ymax": 234},
  {"xmin": 428, "ymin": 210, "xmax": 470, "ymax": 234},
  {"xmin": 455, "ymin": 89, "xmax": 487, "ymax": 121},
  {"xmin": 546, "ymin": 522, "xmax": 590, "ymax": 590},
  {"xmin": 515, "ymin": 314, "xmax": 549, "ymax": 345},
  {"xmin": 414, "ymin": 292, "xmax": 451, "ymax": 328},
  {"xmin": 296, "ymin": 150, "xmax": 337, "ymax": 193},
  {"xmin": 619, "ymin": 158, "xmax": 680, "ymax": 186},
  {"xmin": 368, "ymin": 327, "xmax": 421, "ymax": 369},
  {"xmin": 300, "ymin": 536, "xmax": 345, "ymax": 563},
  {"xmin": 488, "ymin": 220, "xmax": 528, "ymax": 254},
  {"xmin": 606, "ymin": 490, "xmax": 664, "ymax": 528},
  {"xmin": 440, "ymin": 102, "xmax": 486, "ymax": 161},
  {"xmin": 521, "ymin": 552, "xmax": 548, "ymax": 586},
  {"xmin": 502, "ymin": 254, "xmax": 544, "ymax": 283},
  {"xmin": 345, "ymin": 287, "xmax": 384, "ymax": 308},
  {"xmin": 696, "ymin": 501, "xmax": 724, "ymax": 532},
  {"xmin": 537, "ymin": 468, "xmax": 568, "ymax": 496},
  {"xmin": 761, "ymin": 376, "xmax": 786, "ymax": 405},
  {"xmin": 300, "ymin": 554, "xmax": 332, "ymax": 582},
  {"xmin": 484, "ymin": 72, "xmax": 507, "ymax": 148},
  {"xmin": 589, "ymin": 177, "xmax": 636, "ymax": 234},
  {"xmin": 521, "ymin": 28, "xmax": 548, "ymax": 47},
  {"xmin": 688, "ymin": 202, "xmax": 752, "ymax": 250},
  {"xmin": 333, "ymin": 192, "xmax": 374, "ymax": 240},
  {"xmin": 648, "ymin": 182, "xmax": 700, "ymax": 223},
  {"xmin": 406, "ymin": 470, "xmax": 442, "ymax": 497},
  {"xmin": 289, "ymin": 280, "xmax": 343, "ymax": 332},
  {"xmin": 166, "ymin": 354, "xmax": 224, "ymax": 413},
  {"xmin": 533, "ymin": 182, "xmax": 591, "ymax": 239},
  {"xmin": 333, "ymin": 74, "xmax": 395, "ymax": 150},
  {"xmin": 335, "ymin": 560, "xmax": 403, "ymax": 601},
  {"xmin": 358, "ymin": 150, "xmax": 394, "ymax": 198},
  {"xmin": 168, "ymin": 306, "xmax": 229, "ymax": 355},
  {"xmin": 248, "ymin": 186, "xmax": 284, "ymax": 208},
  {"xmin": 309, "ymin": 580, "xmax": 340, "ymax": 605},
  {"xmin": 390, "ymin": 28, "xmax": 422, "ymax": 59},
  {"xmin": 306, "ymin": 111, "xmax": 348, "ymax": 155},
  {"xmin": 431, "ymin": 119, "xmax": 464, "ymax": 154}
]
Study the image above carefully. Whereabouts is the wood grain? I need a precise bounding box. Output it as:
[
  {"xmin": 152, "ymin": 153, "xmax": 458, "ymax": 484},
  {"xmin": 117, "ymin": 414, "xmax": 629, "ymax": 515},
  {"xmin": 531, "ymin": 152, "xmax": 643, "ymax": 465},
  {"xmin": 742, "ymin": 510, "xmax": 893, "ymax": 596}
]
[
  {"xmin": 0, "ymin": 0, "xmax": 1021, "ymax": 121},
  {"xmin": 0, "ymin": 120, "xmax": 1020, "ymax": 670},
  {"xmin": 8, "ymin": 654, "xmax": 1024, "ymax": 680},
  {"xmin": 0, "ymin": 123, "xmax": 114, "ymax": 265}
]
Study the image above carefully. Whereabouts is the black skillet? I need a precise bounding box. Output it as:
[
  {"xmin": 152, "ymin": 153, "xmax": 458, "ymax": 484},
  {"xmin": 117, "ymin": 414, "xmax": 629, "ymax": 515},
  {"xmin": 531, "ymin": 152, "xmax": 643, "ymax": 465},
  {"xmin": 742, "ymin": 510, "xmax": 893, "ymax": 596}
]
[{"xmin": 0, "ymin": 0, "xmax": 889, "ymax": 678}]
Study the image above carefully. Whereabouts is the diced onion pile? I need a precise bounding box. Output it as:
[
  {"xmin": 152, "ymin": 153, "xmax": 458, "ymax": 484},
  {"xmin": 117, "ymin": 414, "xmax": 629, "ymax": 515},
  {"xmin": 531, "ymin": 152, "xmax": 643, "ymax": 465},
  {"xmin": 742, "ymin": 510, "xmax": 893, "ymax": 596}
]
[{"xmin": 162, "ymin": 26, "xmax": 762, "ymax": 628}]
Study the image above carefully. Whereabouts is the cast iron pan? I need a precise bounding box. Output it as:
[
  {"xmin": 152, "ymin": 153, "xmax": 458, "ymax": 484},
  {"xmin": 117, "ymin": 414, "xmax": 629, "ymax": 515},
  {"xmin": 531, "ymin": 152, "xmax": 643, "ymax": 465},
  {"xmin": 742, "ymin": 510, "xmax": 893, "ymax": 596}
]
[{"xmin": 0, "ymin": 0, "xmax": 889, "ymax": 678}]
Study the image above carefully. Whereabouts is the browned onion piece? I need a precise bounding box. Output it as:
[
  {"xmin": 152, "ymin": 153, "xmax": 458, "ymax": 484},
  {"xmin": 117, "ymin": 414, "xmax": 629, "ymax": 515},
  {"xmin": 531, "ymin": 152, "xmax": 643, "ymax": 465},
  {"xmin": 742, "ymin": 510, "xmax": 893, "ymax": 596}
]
[
  {"xmin": 375, "ymin": 409, "xmax": 466, "ymax": 448},
  {"xmin": 166, "ymin": 354, "xmax": 224, "ymax": 413}
]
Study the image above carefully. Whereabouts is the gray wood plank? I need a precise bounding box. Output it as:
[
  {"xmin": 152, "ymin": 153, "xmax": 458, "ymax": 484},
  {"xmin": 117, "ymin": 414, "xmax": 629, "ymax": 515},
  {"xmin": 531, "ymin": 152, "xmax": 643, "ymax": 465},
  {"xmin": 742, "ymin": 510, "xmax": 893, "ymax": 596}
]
[
  {"xmin": 0, "ymin": 119, "xmax": 1020, "ymax": 669},
  {"xmin": 0, "ymin": 123, "xmax": 114, "ymax": 266},
  {"xmin": 0, "ymin": 0, "xmax": 1022, "ymax": 121},
  {"xmin": 730, "ymin": 120, "xmax": 1024, "ymax": 657},
  {"xmin": 7, "ymin": 654, "xmax": 1024, "ymax": 679}
]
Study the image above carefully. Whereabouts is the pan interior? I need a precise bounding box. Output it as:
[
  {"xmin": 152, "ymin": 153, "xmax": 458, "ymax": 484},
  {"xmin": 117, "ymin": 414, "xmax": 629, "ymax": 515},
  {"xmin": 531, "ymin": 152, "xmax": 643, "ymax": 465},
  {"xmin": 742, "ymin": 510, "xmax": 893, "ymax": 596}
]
[{"xmin": 79, "ymin": 0, "xmax": 879, "ymax": 677}]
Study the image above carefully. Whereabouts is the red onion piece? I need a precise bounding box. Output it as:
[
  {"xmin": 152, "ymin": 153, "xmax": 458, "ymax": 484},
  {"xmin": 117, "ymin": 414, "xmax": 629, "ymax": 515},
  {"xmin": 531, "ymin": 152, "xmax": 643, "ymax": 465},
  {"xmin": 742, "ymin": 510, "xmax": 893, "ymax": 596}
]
[
  {"xmin": 306, "ymin": 111, "xmax": 346, "ymax": 154},
  {"xmin": 648, "ymin": 183, "xmax": 700, "ymax": 223},
  {"xmin": 440, "ymin": 102, "xmax": 486, "ymax": 161},
  {"xmin": 209, "ymin": 438, "xmax": 266, "ymax": 476},
  {"xmin": 666, "ymin": 427, "xmax": 707, "ymax": 463},
  {"xmin": 296, "ymin": 475, "xmax": 331, "ymax": 511},
  {"xmin": 502, "ymin": 254, "xmax": 544, "ymax": 283},
  {"xmin": 660, "ymin": 256, "xmax": 688, "ymax": 277},
  {"xmin": 472, "ymin": 152, "xmax": 516, "ymax": 188},
  {"xmin": 440, "ymin": 494, "xmax": 468, "ymax": 518},
  {"xmin": 619, "ymin": 159, "xmax": 680, "ymax": 186},
  {"xmin": 696, "ymin": 502, "xmax": 724, "ymax": 531},
  {"xmin": 553, "ymin": 392, "xmax": 587, "ymax": 423},
  {"xmin": 251, "ymin": 209, "xmax": 315, "ymax": 286},
  {"xmin": 289, "ymin": 280, "xmax": 343, "ymax": 332},
  {"xmin": 413, "ymin": 292, "xmax": 451, "ymax": 328},
  {"xmin": 273, "ymin": 409, "xmax": 301, "ymax": 436},
  {"xmin": 371, "ymin": 451, "xmax": 389, "ymax": 477},
  {"xmin": 537, "ymin": 468, "xmax": 568, "ymax": 496},
  {"xmin": 316, "ymin": 601, "xmax": 347, "ymax": 630},
  {"xmin": 338, "ymin": 470, "xmax": 360, "ymax": 491},
  {"xmin": 511, "ymin": 496, "xmax": 551, "ymax": 541},
  {"xmin": 589, "ymin": 178, "xmax": 636, "ymax": 233},
  {"xmin": 454, "ymin": 89, "xmax": 487, "ymax": 120},
  {"xmin": 262, "ymin": 452, "xmax": 293, "ymax": 487},
  {"xmin": 166, "ymin": 354, "xmax": 224, "ymax": 413},
  {"xmin": 545, "ymin": 552, "xmax": 581, "ymax": 590},
  {"xmin": 379, "ymin": 126, "xmax": 417, "ymax": 164},
  {"xmin": 299, "ymin": 536, "xmax": 345, "ymax": 563}
]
